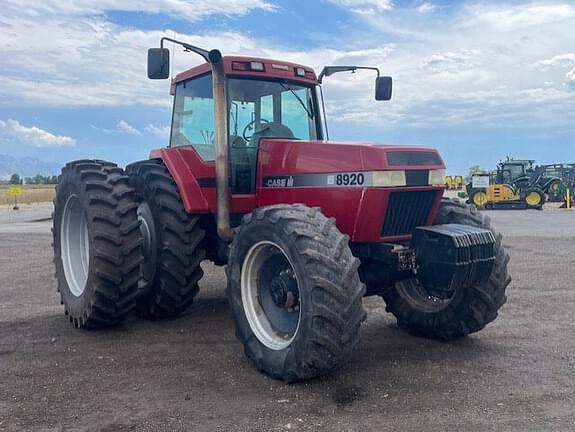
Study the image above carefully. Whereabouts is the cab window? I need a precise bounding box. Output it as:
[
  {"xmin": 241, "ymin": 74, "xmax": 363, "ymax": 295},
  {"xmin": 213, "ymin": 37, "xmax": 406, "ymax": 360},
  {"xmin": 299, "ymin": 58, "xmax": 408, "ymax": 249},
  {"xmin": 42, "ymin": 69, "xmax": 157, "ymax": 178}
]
[
  {"xmin": 227, "ymin": 78, "xmax": 318, "ymax": 194},
  {"xmin": 507, "ymin": 164, "xmax": 525, "ymax": 179},
  {"xmin": 170, "ymin": 73, "xmax": 215, "ymax": 161}
]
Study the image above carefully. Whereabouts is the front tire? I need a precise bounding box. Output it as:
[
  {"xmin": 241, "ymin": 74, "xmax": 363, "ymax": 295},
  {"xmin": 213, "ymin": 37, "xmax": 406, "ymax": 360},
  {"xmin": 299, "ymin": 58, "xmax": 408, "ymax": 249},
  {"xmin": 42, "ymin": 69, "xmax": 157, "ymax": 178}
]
[
  {"xmin": 226, "ymin": 205, "xmax": 366, "ymax": 382},
  {"xmin": 469, "ymin": 189, "xmax": 488, "ymax": 208},
  {"xmin": 524, "ymin": 187, "xmax": 546, "ymax": 209},
  {"xmin": 53, "ymin": 160, "xmax": 142, "ymax": 328},
  {"xmin": 126, "ymin": 160, "xmax": 206, "ymax": 319},
  {"xmin": 382, "ymin": 199, "xmax": 511, "ymax": 340}
]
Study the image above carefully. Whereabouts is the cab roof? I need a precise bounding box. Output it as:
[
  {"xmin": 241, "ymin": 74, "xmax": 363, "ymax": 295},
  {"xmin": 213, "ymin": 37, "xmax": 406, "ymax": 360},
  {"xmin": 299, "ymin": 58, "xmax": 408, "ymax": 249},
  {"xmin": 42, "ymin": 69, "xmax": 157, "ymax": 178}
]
[{"xmin": 170, "ymin": 56, "xmax": 318, "ymax": 94}]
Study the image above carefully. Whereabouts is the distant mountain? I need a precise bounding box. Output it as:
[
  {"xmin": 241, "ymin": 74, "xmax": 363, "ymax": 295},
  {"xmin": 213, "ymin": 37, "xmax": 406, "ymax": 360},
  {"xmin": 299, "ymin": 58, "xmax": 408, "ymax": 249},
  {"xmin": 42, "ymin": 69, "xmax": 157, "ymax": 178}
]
[{"xmin": 0, "ymin": 154, "xmax": 61, "ymax": 180}]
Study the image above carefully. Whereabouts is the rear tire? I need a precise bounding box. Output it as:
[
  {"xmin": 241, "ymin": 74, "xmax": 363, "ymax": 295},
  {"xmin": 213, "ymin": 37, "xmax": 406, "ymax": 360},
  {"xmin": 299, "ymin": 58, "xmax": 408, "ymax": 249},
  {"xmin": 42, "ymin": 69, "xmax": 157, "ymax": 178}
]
[
  {"xmin": 126, "ymin": 159, "xmax": 206, "ymax": 319},
  {"xmin": 381, "ymin": 199, "xmax": 511, "ymax": 340},
  {"xmin": 545, "ymin": 180, "xmax": 562, "ymax": 202},
  {"xmin": 53, "ymin": 160, "xmax": 142, "ymax": 328},
  {"xmin": 226, "ymin": 204, "xmax": 366, "ymax": 382}
]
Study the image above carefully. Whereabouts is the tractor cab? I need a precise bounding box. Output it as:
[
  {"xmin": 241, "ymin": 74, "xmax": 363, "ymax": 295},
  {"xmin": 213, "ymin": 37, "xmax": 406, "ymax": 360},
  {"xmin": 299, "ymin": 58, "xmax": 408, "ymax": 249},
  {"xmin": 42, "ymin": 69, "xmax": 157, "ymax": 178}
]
[
  {"xmin": 498, "ymin": 162, "xmax": 527, "ymax": 181},
  {"xmin": 148, "ymin": 39, "xmax": 392, "ymax": 203},
  {"xmin": 496, "ymin": 159, "xmax": 535, "ymax": 186},
  {"xmin": 167, "ymin": 58, "xmax": 324, "ymax": 194}
]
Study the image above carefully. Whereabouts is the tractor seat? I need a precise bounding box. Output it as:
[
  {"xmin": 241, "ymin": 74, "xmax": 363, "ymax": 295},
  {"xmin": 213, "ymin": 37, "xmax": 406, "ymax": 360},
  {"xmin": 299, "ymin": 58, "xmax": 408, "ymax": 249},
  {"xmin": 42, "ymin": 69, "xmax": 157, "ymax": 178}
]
[{"xmin": 251, "ymin": 122, "xmax": 295, "ymax": 147}]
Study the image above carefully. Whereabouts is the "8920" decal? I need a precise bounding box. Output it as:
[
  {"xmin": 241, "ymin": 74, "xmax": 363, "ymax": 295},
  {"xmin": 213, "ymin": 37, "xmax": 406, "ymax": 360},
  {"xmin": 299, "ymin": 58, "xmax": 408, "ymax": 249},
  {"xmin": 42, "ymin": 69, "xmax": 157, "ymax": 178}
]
[{"xmin": 328, "ymin": 172, "xmax": 366, "ymax": 186}]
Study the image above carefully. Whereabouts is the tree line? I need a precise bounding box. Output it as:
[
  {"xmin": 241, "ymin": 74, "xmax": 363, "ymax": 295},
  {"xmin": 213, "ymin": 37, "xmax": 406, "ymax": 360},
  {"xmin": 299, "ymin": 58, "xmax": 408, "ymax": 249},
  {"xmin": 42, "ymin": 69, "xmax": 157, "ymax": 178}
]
[{"xmin": 9, "ymin": 174, "xmax": 58, "ymax": 185}]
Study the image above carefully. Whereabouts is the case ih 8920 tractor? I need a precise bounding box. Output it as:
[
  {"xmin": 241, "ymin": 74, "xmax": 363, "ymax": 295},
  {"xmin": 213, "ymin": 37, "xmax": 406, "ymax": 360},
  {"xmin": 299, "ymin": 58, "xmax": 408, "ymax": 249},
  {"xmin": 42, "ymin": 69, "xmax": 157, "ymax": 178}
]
[{"xmin": 53, "ymin": 38, "xmax": 511, "ymax": 382}]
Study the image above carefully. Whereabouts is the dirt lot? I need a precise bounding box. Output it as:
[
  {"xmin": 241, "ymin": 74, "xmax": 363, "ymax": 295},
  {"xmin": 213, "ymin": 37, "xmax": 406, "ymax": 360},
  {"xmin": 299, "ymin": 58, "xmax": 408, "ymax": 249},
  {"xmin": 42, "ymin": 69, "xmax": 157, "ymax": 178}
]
[{"xmin": 1, "ymin": 205, "xmax": 574, "ymax": 431}]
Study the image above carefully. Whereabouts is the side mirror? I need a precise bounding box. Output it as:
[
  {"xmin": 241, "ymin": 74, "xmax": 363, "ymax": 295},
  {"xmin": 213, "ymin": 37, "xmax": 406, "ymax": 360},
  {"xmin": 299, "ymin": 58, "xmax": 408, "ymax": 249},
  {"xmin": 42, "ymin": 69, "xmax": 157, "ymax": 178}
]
[
  {"xmin": 147, "ymin": 48, "xmax": 170, "ymax": 79},
  {"xmin": 375, "ymin": 76, "xmax": 392, "ymax": 101}
]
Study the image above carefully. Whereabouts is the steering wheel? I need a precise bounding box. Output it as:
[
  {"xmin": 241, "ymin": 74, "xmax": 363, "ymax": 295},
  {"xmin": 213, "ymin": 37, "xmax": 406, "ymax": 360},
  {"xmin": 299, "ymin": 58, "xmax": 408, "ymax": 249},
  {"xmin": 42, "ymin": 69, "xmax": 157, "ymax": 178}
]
[{"xmin": 242, "ymin": 118, "xmax": 270, "ymax": 142}]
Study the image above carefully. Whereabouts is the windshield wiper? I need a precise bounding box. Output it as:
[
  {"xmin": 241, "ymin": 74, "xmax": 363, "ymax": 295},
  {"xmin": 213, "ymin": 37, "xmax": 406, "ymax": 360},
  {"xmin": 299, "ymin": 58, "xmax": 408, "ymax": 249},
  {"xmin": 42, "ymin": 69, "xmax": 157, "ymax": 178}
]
[{"xmin": 279, "ymin": 80, "xmax": 313, "ymax": 119}]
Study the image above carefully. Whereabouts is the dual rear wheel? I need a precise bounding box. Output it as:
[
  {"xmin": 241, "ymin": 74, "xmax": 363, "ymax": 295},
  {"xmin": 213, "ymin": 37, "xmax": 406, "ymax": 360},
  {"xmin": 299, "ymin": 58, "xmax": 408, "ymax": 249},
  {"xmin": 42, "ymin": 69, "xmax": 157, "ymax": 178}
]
[{"xmin": 53, "ymin": 159, "xmax": 205, "ymax": 327}]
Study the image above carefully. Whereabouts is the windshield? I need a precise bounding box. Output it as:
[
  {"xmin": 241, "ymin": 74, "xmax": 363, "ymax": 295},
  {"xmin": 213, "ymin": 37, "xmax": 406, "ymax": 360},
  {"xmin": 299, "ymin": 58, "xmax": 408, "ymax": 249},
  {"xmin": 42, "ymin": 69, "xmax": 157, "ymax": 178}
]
[
  {"xmin": 228, "ymin": 78, "xmax": 319, "ymax": 144},
  {"xmin": 506, "ymin": 164, "xmax": 525, "ymax": 179},
  {"xmin": 226, "ymin": 78, "xmax": 320, "ymax": 195}
]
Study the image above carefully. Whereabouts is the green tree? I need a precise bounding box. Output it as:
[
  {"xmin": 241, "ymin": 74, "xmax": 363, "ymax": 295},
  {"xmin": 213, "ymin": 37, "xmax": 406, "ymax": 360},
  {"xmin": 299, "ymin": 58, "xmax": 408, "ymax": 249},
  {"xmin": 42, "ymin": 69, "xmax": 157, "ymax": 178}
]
[{"xmin": 9, "ymin": 174, "xmax": 22, "ymax": 185}]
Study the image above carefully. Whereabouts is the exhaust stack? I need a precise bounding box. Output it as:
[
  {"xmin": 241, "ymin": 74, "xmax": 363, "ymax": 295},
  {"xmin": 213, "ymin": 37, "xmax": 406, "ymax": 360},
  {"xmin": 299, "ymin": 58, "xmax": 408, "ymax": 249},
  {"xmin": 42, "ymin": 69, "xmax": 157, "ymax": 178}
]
[
  {"xmin": 149, "ymin": 38, "xmax": 234, "ymax": 242},
  {"xmin": 208, "ymin": 49, "xmax": 234, "ymax": 242}
]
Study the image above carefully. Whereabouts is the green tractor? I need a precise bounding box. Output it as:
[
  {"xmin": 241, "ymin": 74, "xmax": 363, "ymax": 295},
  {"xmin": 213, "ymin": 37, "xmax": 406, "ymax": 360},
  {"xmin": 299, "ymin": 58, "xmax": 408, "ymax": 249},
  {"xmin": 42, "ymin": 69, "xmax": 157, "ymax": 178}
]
[
  {"xmin": 542, "ymin": 164, "xmax": 574, "ymax": 203},
  {"xmin": 497, "ymin": 158, "xmax": 563, "ymax": 203},
  {"xmin": 553, "ymin": 163, "xmax": 575, "ymax": 208}
]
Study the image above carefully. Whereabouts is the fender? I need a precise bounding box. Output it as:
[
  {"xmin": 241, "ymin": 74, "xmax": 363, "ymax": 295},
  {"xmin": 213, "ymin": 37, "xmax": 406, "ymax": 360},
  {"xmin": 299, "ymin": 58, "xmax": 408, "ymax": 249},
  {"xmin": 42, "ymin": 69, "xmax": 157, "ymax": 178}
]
[
  {"xmin": 539, "ymin": 176, "xmax": 562, "ymax": 191},
  {"xmin": 149, "ymin": 146, "xmax": 257, "ymax": 215},
  {"xmin": 150, "ymin": 147, "xmax": 211, "ymax": 213}
]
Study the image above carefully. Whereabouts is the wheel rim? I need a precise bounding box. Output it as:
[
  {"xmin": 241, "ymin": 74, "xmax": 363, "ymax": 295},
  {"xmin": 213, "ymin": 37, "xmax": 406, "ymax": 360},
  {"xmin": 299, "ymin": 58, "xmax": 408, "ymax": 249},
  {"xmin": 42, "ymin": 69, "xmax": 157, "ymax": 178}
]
[
  {"xmin": 473, "ymin": 192, "xmax": 487, "ymax": 206},
  {"xmin": 137, "ymin": 202, "xmax": 157, "ymax": 286},
  {"xmin": 241, "ymin": 241, "xmax": 301, "ymax": 350},
  {"xmin": 395, "ymin": 278, "xmax": 455, "ymax": 313},
  {"xmin": 549, "ymin": 182, "xmax": 563, "ymax": 198},
  {"xmin": 526, "ymin": 191, "xmax": 541, "ymax": 206},
  {"xmin": 61, "ymin": 195, "xmax": 90, "ymax": 297}
]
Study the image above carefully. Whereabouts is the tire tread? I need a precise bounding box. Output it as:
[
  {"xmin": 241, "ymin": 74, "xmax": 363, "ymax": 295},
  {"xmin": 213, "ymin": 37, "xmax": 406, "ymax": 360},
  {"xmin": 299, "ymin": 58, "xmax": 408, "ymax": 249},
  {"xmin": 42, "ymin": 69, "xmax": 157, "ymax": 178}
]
[{"xmin": 126, "ymin": 159, "xmax": 206, "ymax": 319}]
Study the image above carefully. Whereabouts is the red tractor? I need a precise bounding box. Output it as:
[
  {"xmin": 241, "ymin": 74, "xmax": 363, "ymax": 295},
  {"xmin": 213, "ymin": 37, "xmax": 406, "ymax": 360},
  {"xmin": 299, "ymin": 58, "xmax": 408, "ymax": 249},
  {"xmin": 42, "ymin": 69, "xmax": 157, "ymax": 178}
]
[{"xmin": 53, "ymin": 38, "xmax": 511, "ymax": 382}]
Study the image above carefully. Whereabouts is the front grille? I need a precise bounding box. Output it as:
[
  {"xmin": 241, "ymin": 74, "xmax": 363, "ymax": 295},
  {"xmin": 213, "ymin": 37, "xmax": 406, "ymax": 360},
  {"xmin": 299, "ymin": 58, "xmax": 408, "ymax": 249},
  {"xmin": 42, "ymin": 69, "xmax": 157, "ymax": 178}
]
[{"xmin": 381, "ymin": 190, "xmax": 439, "ymax": 237}]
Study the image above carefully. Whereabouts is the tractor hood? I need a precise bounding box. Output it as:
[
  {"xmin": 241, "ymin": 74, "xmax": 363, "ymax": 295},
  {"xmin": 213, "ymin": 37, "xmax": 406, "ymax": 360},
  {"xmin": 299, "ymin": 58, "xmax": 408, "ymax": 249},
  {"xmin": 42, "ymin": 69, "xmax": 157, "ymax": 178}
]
[{"xmin": 257, "ymin": 139, "xmax": 446, "ymax": 188}]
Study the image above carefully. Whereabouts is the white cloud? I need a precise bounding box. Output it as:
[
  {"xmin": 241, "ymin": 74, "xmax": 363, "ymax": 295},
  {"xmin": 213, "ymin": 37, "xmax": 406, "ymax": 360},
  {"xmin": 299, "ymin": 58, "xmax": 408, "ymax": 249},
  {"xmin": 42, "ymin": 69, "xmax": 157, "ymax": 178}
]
[
  {"xmin": 117, "ymin": 120, "xmax": 141, "ymax": 135},
  {"xmin": 3, "ymin": 0, "xmax": 275, "ymax": 22},
  {"xmin": 326, "ymin": 0, "xmax": 393, "ymax": 14},
  {"xmin": 0, "ymin": 119, "xmax": 76, "ymax": 148},
  {"xmin": 423, "ymin": 49, "xmax": 482, "ymax": 74},
  {"xmin": 145, "ymin": 124, "xmax": 171, "ymax": 138},
  {"xmin": 567, "ymin": 68, "xmax": 575, "ymax": 90},
  {"xmin": 316, "ymin": 2, "xmax": 575, "ymax": 129},
  {"xmin": 0, "ymin": 0, "xmax": 275, "ymax": 109},
  {"xmin": 0, "ymin": 14, "xmax": 268, "ymax": 108},
  {"xmin": 468, "ymin": 3, "xmax": 575, "ymax": 31},
  {"xmin": 1, "ymin": 1, "xmax": 575, "ymax": 133},
  {"xmin": 535, "ymin": 53, "xmax": 575, "ymax": 91},
  {"xmin": 416, "ymin": 2, "xmax": 436, "ymax": 13},
  {"xmin": 535, "ymin": 53, "xmax": 575, "ymax": 69}
]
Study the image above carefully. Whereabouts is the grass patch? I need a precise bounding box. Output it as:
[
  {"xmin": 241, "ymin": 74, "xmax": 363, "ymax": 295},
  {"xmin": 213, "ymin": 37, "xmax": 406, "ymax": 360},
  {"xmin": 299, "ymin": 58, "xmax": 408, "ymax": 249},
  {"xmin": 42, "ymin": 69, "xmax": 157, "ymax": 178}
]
[{"xmin": 0, "ymin": 185, "xmax": 55, "ymax": 205}]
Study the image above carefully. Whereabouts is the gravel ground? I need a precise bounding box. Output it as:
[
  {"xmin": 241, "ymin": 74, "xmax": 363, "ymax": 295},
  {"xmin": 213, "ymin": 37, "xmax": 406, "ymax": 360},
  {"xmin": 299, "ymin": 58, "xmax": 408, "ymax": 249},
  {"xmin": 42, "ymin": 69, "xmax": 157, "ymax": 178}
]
[{"xmin": 0, "ymin": 205, "xmax": 574, "ymax": 431}]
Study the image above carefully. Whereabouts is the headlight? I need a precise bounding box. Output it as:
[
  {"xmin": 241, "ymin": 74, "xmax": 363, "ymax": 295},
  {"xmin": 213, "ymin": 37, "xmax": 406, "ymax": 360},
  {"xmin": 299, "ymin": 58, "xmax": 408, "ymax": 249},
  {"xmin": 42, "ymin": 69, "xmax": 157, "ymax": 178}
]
[
  {"xmin": 373, "ymin": 170, "xmax": 407, "ymax": 187},
  {"xmin": 428, "ymin": 169, "xmax": 446, "ymax": 186}
]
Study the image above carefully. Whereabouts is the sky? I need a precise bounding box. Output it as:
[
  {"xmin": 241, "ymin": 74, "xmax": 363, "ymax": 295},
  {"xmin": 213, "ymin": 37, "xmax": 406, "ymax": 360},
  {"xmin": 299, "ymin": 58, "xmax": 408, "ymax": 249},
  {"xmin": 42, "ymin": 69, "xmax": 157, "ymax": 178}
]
[{"xmin": 0, "ymin": 0, "xmax": 574, "ymax": 175}]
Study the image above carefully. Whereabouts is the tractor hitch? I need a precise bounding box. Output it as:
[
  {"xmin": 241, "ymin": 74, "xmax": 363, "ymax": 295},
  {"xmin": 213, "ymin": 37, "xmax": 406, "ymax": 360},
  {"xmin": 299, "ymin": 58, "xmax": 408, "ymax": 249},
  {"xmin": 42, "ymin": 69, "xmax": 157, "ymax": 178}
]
[{"xmin": 411, "ymin": 224, "xmax": 496, "ymax": 298}]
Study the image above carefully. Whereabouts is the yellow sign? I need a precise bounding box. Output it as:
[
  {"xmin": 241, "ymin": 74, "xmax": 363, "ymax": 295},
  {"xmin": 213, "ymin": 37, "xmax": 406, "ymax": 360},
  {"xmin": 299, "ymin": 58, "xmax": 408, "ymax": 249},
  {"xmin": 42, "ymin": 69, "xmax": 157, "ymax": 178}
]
[{"xmin": 8, "ymin": 186, "xmax": 23, "ymax": 196}]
